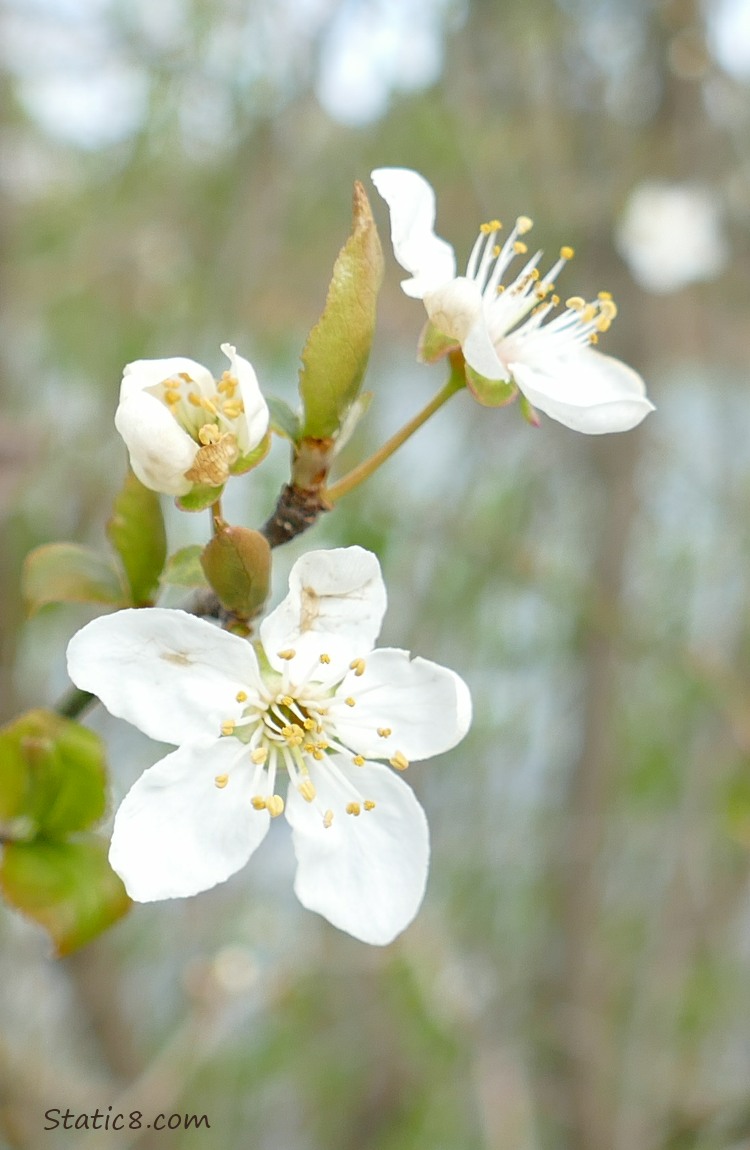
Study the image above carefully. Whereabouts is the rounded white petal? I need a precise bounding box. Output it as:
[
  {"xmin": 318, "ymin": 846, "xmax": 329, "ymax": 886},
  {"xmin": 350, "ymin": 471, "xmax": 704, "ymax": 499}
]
[
  {"xmin": 333, "ymin": 648, "xmax": 472, "ymax": 762},
  {"xmin": 120, "ymin": 356, "xmax": 215, "ymax": 402},
  {"xmin": 220, "ymin": 343, "xmax": 269, "ymax": 454},
  {"xmin": 510, "ymin": 349, "xmax": 655, "ymax": 434},
  {"xmin": 109, "ymin": 740, "xmax": 270, "ymax": 902},
  {"xmin": 115, "ymin": 392, "xmax": 197, "ymax": 495},
  {"xmin": 260, "ymin": 546, "xmax": 387, "ymax": 677},
  {"xmin": 287, "ymin": 756, "xmax": 429, "ymax": 945},
  {"xmin": 67, "ymin": 608, "xmax": 263, "ymax": 745},
  {"xmin": 371, "ymin": 167, "xmax": 456, "ymax": 298}
]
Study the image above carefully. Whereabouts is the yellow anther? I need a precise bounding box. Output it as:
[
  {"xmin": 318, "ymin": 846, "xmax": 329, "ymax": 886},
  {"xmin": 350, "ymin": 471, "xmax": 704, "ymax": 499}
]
[
  {"xmin": 187, "ymin": 391, "xmax": 203, "ymax": 406},
  {"xmin": 236, "ymin": 690, "xmax": 248, "ymax": 703},
  {"xmin": 390, "ymin": 751, "xmax": 410, "ymax": 772},
  {"xmin": 492, "ymin": 244, "xmax": 501, "ymax": 258},
  {"xmin": 560, "ymin": 245, "xmax": 575, "ymax": 260},
  {"xmin": 598, "ymin": 290, "xmax": 613, "ymax": 301},
  {"xmin": 214, "ymin": 774, "xmax": 229, "ymax": 789},
  {"xmin": 566, "ymin": 296, "xmax": 586, "ymax": 310},
  {"xmin": 513, "ymin": 241, "xmax": 528, "ymax": 255},
  {"xmin": 582, "ymin": 304, "xmax": 597, "ymax": 324},
  {"xmin": 178, "ymin": 373, "xmax": 193, "ymax": 383},
  {"xmin": 217, "ymin": 375, "xmax": 237, "ymax": 396},
  {"xmin": 551, "ymin": 294, "xmax": 560, "ymax": 306},
  {"xmin": 277, "ymin": 650, "xmax": 296, "ymax": 662},
  {"xmin": 303, "ymin": 742, "xmax": 315, "ymax": 754},
  {"xmin": 280, "ymin": 695, "xmax": 295, "ymax": 707},
  {"xmin": 353, "ymin": 755, "xmax": 365, "ymax": 767},
  {"xmin": 345, "ymin": 697, "xmax": 356, "ymax": 708},
  {"xmin": 303, "ymin": 717, "xmax": 317, "ymax": 731},
  {"xmin": 251, "ymin": 795, "xmax": 267, "ymax": 810},
  {"xmin": 516, "ymin": 215, "xmax": 533, "ymax": 234},
  {"xmin": 163, "ymin": 388, "xmax": 181, "ymax": 405},
  {"xmin": 480, "ymin": 219, "xmax": 502, "ymax": 234},
  {"xmin": 221, "ymin": 720, "xmax": 236, "ymax": 736},
  {"xmin": 198, "ymin": 423, "xmax": 221, "ymax": 446},
  {"xmin": 530, "ymin": 268, "xmax": 540, "ymax": 281},
  {"xmin": 349, "ymin": 658, "xmax": 366, "ymax": 677},
  {"xmin": 323, "ymin": 809, "xmax": 334, "ymax": 828},
  {"xmin": 222, "ymin": 400, "xmax": 244, "ymax": 420},
  {"xmin": 266, "ymin": 794, "xmax": 285, "ymax": 818},
  {"xmin": 599, "ymin": 298, "xmax": 618, "ymax": 320},
  {"xmin": 377, "ymin": 727, "xmax": 392, "ymax": 738},
  {"xmin": 312, "ymin": 749, "xmax": 325, "ymax": 761},
  {"xmin": 316, "ymin": 740, "xmax": 329, "ymax": 751},
  {"xmin": 298, "ymin": 779, "xmax": 317, "ymax": 803},
  {"xmin": 589, "ymin": 333, "xmax": 599, "ymax": 344},
  {"xmin": 199, "ymin": 396, "xmax": 218, "ymax": 415},
  {"xmin": 364, "ymin": 800, "xmax": 376, "ymax": 811},
  {"xmin": 596, "ymin": 316, "xmax": 612, "ymax": 333},
  {"xmin": 251, "ymin": 747, "xmax": 268, "ymax": 764},
  {"xmin": 319, "ymin": 653, "xmax": 331, "ymax": 664},
  {"xmin": 346, "ymin": 802, "xmax": 361, "ymax": 817}
]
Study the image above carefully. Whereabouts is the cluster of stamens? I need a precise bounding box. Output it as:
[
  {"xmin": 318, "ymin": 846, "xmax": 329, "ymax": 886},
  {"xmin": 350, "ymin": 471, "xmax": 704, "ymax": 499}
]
[
  {"xmin": 156, "ymin": 370, "xmax": 247, "ymax": 486},
  {"xmin": 214, "ymin": 649, "xmax": 409, "ymax": 830},
  {"xmin": 468, "ymin": 215, "xmax": 618, "ymax": 350}
]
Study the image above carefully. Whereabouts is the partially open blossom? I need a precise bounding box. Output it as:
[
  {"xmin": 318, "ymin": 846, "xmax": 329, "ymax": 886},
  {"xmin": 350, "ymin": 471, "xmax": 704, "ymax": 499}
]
[
  {"xmin": 66, "ymin": 547, "xmax": 471, "ymax": 946},
  {"xmin": 115, "ymin": 343, "xmax": 269, "ymax": 496},
  {"xmin": 371, "ymin": 167, "xmax": 654, "ymax": 434}
]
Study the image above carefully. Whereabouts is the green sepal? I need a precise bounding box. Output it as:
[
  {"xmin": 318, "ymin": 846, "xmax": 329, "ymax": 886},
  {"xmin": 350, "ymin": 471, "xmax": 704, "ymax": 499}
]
[
  {"xmin": 160, "ymin": 545, "xmax": 209, "ymax": 589},
  {"xmin": 0, "ymin": 710, "xmax": 107, "ymax": 840},
  {"xmin": 267, "ymin": 397, "xmax": 302, "ymax": 444},
  {"xmin": 22, "ymin": 543, "xmax": 129, "ymax": 615},
  {"xmin": 175, "ymin": 483, "xmax": 224, "ymax": 513},
  {"xmin": 418, "ymin": 320, "xmax": 459, "ymax": 364},
  {"xmin": 230, "ymin": 431, "xmax": 271, "ymax": 477},
  {"xmin": 299, "ymin": 181, "xmax": 384, "ymax": 440},
  {"xmin": 200, "ymin": 525, "xmax": 271, "ymax": 619},
  {"xmin": 518, "ymin": 393, "xmax": 541, "ymax": 427},
  {"xmin": 0, "ymin": 838, "xmax": 131, "ymax": 957},
  {"xmin": 106, "ymin": 469, "xmax": 167, "ymax": 606},
  {"xmin": 464, "ymin": 364, "xmax": 517, "ymax": 408}
]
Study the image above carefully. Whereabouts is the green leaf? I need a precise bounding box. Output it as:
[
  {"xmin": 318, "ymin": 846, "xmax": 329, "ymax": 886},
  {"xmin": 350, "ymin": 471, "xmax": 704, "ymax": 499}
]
[
  {"xmin": 231, "ymin": 431, "xmax": 271, "ymax": 476},
  {"xmin": 0, "ymin": 710, "xmax": 108, "ymax": 839},
  {"xmin": 106, "ymin": 469, "xmax": 167, "ymax": 606},
  {"xmin": 267, "ymin": 396, "xmax": 302, "ymax": 443},
  {"xmin": 200, "ymin": 526, "xmax": 271, "ymax": 619},
  {"xmin": 161, "ymin": 545, "xmax": 209, "ymax": 589},
  {"xmin": 299, "ymin": 181, "xmax": 384, "ymax": 440},
  {"xmin": 0, "ymin": 838, "xmax": 131, "ymax": 956},
  {"xmin": 464, "ymin": 365, "xmax": 518, "ymax": 408},
  {"xmin": 176, "ymin": 483, "xmax": 224, "ymax": 513},
  {"xmin": 418, "ymin": 320, "xmax": 458, "ymax": 364},
  {"xmin": 23, "ymin": 543, "xmax": 129, "ymax": 614}
]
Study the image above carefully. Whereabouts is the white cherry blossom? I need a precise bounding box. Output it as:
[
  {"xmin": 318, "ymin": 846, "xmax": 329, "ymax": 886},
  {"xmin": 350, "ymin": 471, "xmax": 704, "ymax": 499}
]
[
  {"xmin": 371, "ymin": 166, "xmax": 654, "ymax": 434},
  {"xmin": 66, "ymin": 546, "xmax": 471, "ymax": 946},
  {"xmin": 115, "ymin": 343, "xmax": 269, "ymax": 496}
]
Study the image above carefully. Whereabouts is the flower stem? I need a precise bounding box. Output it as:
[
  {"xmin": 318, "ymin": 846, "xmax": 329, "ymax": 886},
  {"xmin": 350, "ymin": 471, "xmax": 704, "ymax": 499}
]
[{"xmin": 325, "ymin": 365, "xmax": 465, "ymax": 504}]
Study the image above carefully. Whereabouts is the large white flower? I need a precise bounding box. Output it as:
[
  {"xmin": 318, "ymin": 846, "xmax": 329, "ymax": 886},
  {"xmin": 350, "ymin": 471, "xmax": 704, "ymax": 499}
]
[
  {"xmin": 115, "ymin": 343, "xmax": 269, "ymax": 496},
  {"xmin": 371, "ymin": 167, "xmax": 654, "ymax": 434},
  {"xmin": 66, "ymin": 546, "xmax": 471, "ymax": 946}
]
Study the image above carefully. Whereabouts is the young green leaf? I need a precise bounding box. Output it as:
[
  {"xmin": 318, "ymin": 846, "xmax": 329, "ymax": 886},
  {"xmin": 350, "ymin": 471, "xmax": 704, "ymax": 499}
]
[
  {"xmin": 106, "ymin": 469, "xmax": 167, "ymax": 605},
  {"xmin": 23, "ymin": 543, "xmax": 128, "ymax": 615},
  {"xmin": 161, "ymin": 545, "xmax": 209, "ymax": 589}
]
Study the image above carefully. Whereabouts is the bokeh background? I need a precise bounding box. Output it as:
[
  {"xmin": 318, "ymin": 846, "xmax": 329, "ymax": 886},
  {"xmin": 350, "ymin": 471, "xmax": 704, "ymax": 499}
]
[{"xmin": 2, "ymin": 0, "xmax": 750, "ymax": 1147}]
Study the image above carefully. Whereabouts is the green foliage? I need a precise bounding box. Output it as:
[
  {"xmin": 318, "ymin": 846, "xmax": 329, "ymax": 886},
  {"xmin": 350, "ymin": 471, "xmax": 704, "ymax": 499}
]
[
  {"xmin": 267, "ymin": 396, "xmax": 303, "ymax": 443},
  {"xmin": 160, "ymin": 545, "xmax": 209, "ymax": 589},
  {"xmin": 231, "ymin": 432, "xmax": 272, "ymax": 476},
  {"xmin": 176, "ymin": 483, "xmax": 225, "ymax": 513},
  {"xmin": 23, "ymin": 543, "xmax": 128, "ymax": 614},
  {"xmin": 107, "ymin": 469, "xmax": 167, "ymax": 606},
  {"xmin": 299, "ymin": 181, "xmax": 384, "ymax": 440}
]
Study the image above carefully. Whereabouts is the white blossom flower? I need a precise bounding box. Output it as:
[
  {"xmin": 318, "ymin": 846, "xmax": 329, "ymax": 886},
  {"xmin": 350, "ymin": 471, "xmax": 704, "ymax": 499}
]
[
  {"xmin": 66, "ymin": 546, "xmax": 471, "ymax": 946},
  {"xmin": 371, "ymin": 167, "xmax": 654, "ymax": 434},
  {"xmin": 115, "ymin": 343, "xmax": 269, "ymax": 496},
  {"xmin": 615, "ymin": 181, "xmax": 728, "ymax": 294}
]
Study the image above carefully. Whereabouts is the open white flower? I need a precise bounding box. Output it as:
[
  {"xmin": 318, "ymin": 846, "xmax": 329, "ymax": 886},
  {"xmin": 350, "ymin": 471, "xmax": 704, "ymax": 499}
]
[
  {"xmin": 66, "ymin": 546, "xmax": 471, "ymax": 946},
  {"xmin": 371, "ymin": 167, "xmax": 654, "ymax": 434},
  {"xmin": 115, "ymin": 343, "xmax": 269, "ymax": 496}
]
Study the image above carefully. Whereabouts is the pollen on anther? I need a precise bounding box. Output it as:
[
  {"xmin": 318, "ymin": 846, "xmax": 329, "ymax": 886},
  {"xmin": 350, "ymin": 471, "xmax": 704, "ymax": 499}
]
[
  {"xmin": 560, "ymin": 245, "xmax": 575, "ymax": 260},
  {"xmin": 377, "ymin": 727, "xmax": 392, "ymax": 738},
  {"xmin": 323, "ymin": 809, "xmax": 334, "ymax": 828},
  {"xmin": 513, "ymin": 241, "xmax": 528, "ymax": 255},
  {"xmin": 345, "ymin": 697, "xmax": 356, "ymax": 707},
  {"xmin": 236, "ymin": 690, "xmax": 248, "ymax": 703},
  {"xmin": 221, "ymin": 720, "xmax": 236, "ymax": 736},
  {"xmin": 319, "ymin": 653, "xmax": 331, "ymax": 664},
  {"xmin": 280, "ymin": 695, "xmax": 295, "ymax": 707},
  {"xmin": 349, "ymin": 658, "xmax": 366, "ymax": 677},
  {"xmin": 353, "ymin": 755, "xmax": 365, "ymax": 767},
  {"xmin": 251, "ymin": 795, "xmax": 267, "ymax": 810},
  {"xmin": 266, "ymin": 795, "xmax": 285, "ymax": 818},
  {"xmin": 566, "ymin": 296, "xmax": 586, "ymax": 310},
  {"xmin": 516, "ymin": 215, "xmax": 533, "ymax": 234},
  {"xmin": 298, "ymin": 779, "xmax": 316, "ymax": 803},
  {"xmin": 364, "ymin": 800, "xmax": 376, "ymax": 811},
  {"xmin": 390, "ymin": 751, "xmax": 409, "ymax": 771},
  {"xmin": 278, "ymin": 649, "xmax": 296, "ymax": 661},
  {"xmin": 214, "ymin": 774, "xmax": 229, "ymax": 789},
  {"xmin": 346, "ymin": 802, "xmax": 361, "ymax": 817},
  {"xmin": 480, "ymin": 219, "xmax": 502, "ymax": 234},
  {"xmin": 251, "ymin": 747, "xmax": 268, "ymax": 764}
]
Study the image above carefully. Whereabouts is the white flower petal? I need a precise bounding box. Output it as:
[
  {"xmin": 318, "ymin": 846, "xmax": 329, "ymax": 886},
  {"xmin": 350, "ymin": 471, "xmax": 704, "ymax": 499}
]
[
  {"xmin": 287, "ymin": 756, "xmax": 429, "ymax": 945},
  {"xmin": 334, "ymin": 648, "xmax": 472, "ymax": 762},
  {"xmin": 510, "ymin": 349, "xmax": 655, "ymax": 434},
  {"xmin": 114, "ymin": 392, "xmax": 198, "ymax": 495},
  {"xmin": 260, "ymin": 546, "xmax": 387, "ymax": 677},
  {"xmin": 120, "ymin": 356, "xmax": 216, "ymax": 401},
  {"xmin": 371, "ymin": 167, "xmax": 456, "ymax": 298},
  {"xmin": 67, "ymin": 608, "xmax": 262, "ymax": 745},
  {"xmin": 109, "ymin": 740, "xmax": 270, "ymax": 901},
  {"xmin": 220, "ymin": 343, "xmax": 269, "ymax": 454}
]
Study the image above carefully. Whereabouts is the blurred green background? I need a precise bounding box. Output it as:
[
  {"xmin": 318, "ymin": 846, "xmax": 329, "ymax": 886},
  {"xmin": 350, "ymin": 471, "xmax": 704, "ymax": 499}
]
[{"xmin": 2, "ymin": 0, "xmax": 750, "ymax": 1147}]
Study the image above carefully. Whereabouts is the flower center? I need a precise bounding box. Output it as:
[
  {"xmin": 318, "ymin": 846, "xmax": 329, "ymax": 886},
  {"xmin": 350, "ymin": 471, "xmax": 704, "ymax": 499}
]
[
  {"xmin": 214, "ymin": 651, "xmax": 406, "ymax": 829},
  {"xmin": 150, "ymin": 370, "xmax": 246, "ymax": 486}
]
